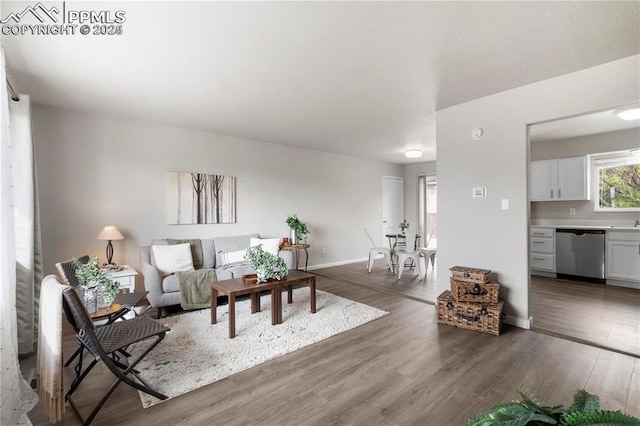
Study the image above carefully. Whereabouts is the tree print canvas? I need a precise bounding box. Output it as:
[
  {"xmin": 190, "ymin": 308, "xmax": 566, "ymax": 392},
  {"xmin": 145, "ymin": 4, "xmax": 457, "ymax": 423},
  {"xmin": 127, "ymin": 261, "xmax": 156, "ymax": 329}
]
[{"xmin": 166, "ymin": 171, "xmax": 236, "ymax": 224}]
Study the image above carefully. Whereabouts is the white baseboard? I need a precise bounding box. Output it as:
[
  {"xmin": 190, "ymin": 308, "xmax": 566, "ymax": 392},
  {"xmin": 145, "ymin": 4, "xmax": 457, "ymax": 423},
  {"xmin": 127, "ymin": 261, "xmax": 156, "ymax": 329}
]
[
  {"xmin": 606, "ymin": 279, "xmax": 640, "ymax": 290},
  {"xmin": 307, "ymin": 258, "xmax": 367, "ymax": 271},
  {"xmin": 504, "ymin": 315, "xmax": 531, "ymax": 330}
]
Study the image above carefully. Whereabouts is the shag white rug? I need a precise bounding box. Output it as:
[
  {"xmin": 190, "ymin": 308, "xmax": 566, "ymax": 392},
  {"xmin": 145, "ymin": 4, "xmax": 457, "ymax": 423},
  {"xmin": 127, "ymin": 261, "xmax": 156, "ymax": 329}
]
[{"xmin": 128, "ymin": 289, "xmax": 388, "ymax": 408}]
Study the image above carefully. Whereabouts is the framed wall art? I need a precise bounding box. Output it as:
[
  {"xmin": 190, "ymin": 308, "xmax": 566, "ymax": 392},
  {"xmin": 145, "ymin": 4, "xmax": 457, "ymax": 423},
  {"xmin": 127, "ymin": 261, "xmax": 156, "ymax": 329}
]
[{"xmin": 166, "ymin": 171, "xmax": 236, "ymax": 224}]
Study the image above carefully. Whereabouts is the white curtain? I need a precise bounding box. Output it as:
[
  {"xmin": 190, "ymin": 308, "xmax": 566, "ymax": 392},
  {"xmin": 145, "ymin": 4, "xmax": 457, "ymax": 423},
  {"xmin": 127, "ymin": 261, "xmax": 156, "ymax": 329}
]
[
  {"xmin": 11, "ymin": 89, "xmax": 43, "ymax": 355},
  {"xmin": 0, "ymin": 46, "xmax": 38, "ymax": 425}
]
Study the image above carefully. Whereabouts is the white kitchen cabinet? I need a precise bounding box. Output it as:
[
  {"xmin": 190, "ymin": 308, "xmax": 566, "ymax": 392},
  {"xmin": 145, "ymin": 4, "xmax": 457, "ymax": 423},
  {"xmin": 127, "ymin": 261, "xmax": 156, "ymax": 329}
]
[
  {"xmin": 530, "ymin": 156, "xmax": 589, "ymax": 201},
  {"xmin": 530, "ymin": 227, "xmax": 555, "ymax": 274},
  {"xmin": 606, "ymin": 231, "xmax": 640, "ymax": 283}
]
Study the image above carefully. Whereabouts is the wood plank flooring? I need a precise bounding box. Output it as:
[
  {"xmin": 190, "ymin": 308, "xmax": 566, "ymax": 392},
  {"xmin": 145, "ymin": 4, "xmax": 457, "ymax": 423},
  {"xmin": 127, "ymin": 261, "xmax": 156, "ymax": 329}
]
[
  {"xmin": 314, "ymin": 259, "xmax": 438, "ymax": 303},
  {"xmin": 26, "ymin": 268, "xmax": 639, "ymax": 425},
  {"xmin": 531, "ymin": 275, "xmax": 640, "ymax": 357}
]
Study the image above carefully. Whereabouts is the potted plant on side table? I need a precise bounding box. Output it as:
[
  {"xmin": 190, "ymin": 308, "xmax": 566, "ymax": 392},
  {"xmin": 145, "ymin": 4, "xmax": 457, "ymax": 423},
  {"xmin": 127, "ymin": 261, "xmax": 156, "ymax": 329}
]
[
  {"xmin": 74, "ymin": 256, "xmax": 120, "ymax": 312},
  {"xmin": 286, "ymin": 214, "xmax": 310, "ymax": 245}
]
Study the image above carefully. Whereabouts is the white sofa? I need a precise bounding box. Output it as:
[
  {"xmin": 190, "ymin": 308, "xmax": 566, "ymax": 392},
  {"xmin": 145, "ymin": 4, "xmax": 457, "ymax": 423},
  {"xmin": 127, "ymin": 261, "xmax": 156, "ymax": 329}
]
[{"xmin": 140, "ymin": 233, "xmax": 292, "ymax": 317}]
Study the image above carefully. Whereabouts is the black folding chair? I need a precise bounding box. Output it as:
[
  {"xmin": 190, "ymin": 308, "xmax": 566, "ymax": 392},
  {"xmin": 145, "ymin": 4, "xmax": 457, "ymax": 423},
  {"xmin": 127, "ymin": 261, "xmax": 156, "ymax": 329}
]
[{"xmin": 62, "ymin": 287, "xmax": 170, "ymax": 425}]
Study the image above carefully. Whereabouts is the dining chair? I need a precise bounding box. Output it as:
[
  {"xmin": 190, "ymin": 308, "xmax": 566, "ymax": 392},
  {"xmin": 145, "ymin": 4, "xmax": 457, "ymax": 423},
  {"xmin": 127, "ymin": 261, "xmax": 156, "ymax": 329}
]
[
  {"xmin": 364, "ymin": 228, "xmax": 394, "ymax": 273},
  {"xmin": 395, "ymin": 232, "xmax": 425, "ymax": 280},
  {"xmin": 419, "ymin": 228, "xmax": 437, "ymax": 276}
]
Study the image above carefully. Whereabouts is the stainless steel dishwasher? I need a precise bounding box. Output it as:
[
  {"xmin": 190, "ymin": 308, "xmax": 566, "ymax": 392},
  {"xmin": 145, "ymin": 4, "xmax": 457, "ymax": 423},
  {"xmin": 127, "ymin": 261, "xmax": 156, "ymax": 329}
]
[{"xmin": 556, "ymin": 229, "xmax": 606, "ymax": 283}]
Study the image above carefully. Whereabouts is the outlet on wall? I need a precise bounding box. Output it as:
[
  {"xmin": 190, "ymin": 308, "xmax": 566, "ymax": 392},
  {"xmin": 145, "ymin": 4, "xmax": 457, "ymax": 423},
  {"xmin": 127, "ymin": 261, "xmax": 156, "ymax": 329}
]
[
  {"xmin": 321, "ymin": 247, "xmax": 327, "ymax": 255},
  {"xmin": 569, "ymin": 208, "xmax": 576, "ymax": 215}
]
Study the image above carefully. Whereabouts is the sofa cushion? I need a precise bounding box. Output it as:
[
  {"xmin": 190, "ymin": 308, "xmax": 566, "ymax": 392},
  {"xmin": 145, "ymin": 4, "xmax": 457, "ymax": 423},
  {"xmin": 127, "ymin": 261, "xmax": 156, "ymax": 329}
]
[
  {"xmin": 219, "ymin": 249, "xmax": 249, "ymax": 268},
  {"xmin": 167, "ymin": 239, "xmax": 203, "ymax": 269},
  {"xmin": 152, "ymin": 243, "xmax": 194, "ymax": 276},
  {"xmin": 149, "ymin": 239, "xmax": 168, "ymax": 267},
  {"xmin": 250, "ymin": 237, "xmax": 280, "ymax": 256},
  {"xmin": 213, "ymin": 234, "xmax": 259, "ymax": 267},
  {"xmin": 162, "ymin": 274, "xmax": 181, "ymax": 293},
  {"xmin": 201, "ymin": 239, "xmax": 215, "ymax": 269},
  {"xmin": 225, "ymin": 264, "xmax": 257, "ymax": 279},
  {"xmin": 214, "ymin": 268, "xmax": 233, "ymax": 281}
]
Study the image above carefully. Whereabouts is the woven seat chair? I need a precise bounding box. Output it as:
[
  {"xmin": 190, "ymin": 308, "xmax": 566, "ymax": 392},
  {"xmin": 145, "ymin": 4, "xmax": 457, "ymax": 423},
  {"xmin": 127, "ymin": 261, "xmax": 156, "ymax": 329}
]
[
  {"xmin": 56, "ymin": 255, "xmax": 150, "ymax": 366},
  {"xmin": 56, "ymin": 255, "xmax": 90, "ymax": 288},
  {"xmin": 62, "ymin": 287, "xmax": 170, "ymax": 425}
]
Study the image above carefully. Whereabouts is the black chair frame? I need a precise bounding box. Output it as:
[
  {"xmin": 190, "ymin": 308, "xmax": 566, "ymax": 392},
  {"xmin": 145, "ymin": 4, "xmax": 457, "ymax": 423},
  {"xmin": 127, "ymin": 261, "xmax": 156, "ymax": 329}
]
[{"xmin": 62, "ymin": 287, "xmax": 170, "ymax": 425}]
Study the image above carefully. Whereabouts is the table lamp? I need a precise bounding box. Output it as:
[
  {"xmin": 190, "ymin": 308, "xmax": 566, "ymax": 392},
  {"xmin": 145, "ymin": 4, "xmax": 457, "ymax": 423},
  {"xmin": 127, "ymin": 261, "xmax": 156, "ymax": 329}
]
[{"xmin": 97, "ymin": 225, "xmax": 124, "ymax": 265}]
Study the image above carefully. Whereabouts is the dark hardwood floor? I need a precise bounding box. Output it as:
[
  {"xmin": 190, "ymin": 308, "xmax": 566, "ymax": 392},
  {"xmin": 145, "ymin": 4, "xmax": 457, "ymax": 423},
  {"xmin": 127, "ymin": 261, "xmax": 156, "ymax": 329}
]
[
  {"xmin": 26, "ymin": 264, "xmax": 639, "ymax": 425},
  {"xmin": 531, "ymin": 275, "xmax": 640, "ymax": 357}
]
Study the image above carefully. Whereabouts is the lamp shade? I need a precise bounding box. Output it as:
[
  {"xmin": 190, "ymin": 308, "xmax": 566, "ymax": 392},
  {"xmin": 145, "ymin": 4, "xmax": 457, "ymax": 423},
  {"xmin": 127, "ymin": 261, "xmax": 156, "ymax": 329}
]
[{"xmin": 97, "ymin": 226, "xmax": 124, "ymax": 241}]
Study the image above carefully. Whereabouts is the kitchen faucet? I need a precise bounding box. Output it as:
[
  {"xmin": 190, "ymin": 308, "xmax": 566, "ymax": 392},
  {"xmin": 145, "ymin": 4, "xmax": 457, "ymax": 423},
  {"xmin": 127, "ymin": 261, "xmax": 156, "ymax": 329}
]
[{"xmin": 636, "ymin": 219, "xmax": 640, "ymax": 227}]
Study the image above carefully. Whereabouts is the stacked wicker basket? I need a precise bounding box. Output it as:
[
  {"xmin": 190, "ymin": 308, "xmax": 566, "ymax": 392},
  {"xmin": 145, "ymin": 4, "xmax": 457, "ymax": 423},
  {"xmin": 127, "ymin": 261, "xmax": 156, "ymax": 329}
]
[{"xmin": 436, "ymin": 266, "xmax": 504, "ymax": 336}]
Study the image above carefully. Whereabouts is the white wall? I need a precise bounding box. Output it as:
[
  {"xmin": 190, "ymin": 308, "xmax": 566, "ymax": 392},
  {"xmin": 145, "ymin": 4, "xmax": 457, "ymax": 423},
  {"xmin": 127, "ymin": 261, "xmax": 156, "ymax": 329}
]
[
  {"xmin": 32, "ymin": 105, "xmax": 403, "ymax": 286},
  {"xmin": 530, "ymin": 128, "xmax": 640, "ymax": 222},
  {"xmin": 404, "ymin": 161, "xmax": 437, "ymax": 233},
  {"xmin": 436, "ymin": 55, "xmax": 639, "ymax": 328}
]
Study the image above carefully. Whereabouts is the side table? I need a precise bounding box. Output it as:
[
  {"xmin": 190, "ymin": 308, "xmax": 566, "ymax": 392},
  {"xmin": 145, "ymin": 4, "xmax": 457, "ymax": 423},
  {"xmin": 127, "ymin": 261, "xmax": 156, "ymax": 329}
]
[
  {"xmin": 106, "ymin": 265, "xmax": 138, "ymax": 292},
  {"xmin": 280, "ymin": 244, "xmax": 310, "ymax": 271}
]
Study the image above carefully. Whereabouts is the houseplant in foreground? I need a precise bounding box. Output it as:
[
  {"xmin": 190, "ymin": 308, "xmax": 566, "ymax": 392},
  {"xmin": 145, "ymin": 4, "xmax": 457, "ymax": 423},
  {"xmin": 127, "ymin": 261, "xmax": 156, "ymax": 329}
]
[
  {"xmin": 468, "ymin": 388, "xmax": 639, "ymax": 426},
  {"xmin": 245, "ymin": 245, "xmax": 288, "ymax": 282},
  {"xmin": 285, "ymin": 213, "xmax": 309, "ymax": 244},
  {"xmin": 74, "ymin": 256, "xmax": 120, "ymax": 309}
]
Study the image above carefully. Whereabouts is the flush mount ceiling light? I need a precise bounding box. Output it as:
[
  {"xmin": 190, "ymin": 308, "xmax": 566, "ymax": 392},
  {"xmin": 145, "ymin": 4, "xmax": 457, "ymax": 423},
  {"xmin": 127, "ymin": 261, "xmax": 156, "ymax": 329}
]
[
  {"xmin": 615, "ymin": 107, "xmax": 640, "ymax": 121},
  {"xmin": 405, "ymin": 149, "xmax": 423, "ymax": 158}
]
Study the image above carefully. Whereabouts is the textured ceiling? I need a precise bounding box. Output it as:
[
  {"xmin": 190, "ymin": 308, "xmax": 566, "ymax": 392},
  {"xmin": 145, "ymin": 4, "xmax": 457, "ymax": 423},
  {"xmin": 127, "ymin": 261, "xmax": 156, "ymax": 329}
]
[{"xmin": 3, "ymin": 1, "xmax": 639, "ymax": 164}]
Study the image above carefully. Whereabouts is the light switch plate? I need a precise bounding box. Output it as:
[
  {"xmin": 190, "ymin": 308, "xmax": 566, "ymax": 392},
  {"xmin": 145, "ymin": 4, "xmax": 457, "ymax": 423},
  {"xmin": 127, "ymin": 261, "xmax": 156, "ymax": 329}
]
[
  {"xmin": 501, "ymin": 199, "xmax": 509, "ymax": 210},
  {"xmin": 569, "ymin": 208, "xmax": 576, "ymax": 215}
]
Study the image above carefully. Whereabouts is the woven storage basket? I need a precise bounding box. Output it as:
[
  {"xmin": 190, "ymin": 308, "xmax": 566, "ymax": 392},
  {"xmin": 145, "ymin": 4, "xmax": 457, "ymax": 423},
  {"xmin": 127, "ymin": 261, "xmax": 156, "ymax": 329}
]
[
  {"xmin": 450, "ymin": 278, "xmax": 500, "ymax": 304},
  {"xmin": 449, "ymin": 266, "xmax": 491, "ymax": 284},
  {"xmin": 437, "ymin": 290, "xmax": 503, "ymax": 336}
]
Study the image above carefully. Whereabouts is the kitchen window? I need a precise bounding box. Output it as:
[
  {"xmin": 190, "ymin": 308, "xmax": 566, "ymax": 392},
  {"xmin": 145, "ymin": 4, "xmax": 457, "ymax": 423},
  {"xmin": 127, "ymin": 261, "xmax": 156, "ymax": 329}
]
[{"xmin": 593, "ymin": 150, "xmax": 640, "ymax": 211}]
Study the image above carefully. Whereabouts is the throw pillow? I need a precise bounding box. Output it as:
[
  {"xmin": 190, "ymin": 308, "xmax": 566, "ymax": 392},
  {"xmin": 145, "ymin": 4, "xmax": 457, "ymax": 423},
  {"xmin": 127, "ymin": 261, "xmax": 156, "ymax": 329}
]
[
  {"xmin": 219, "ymin": 249, "xmax": 249, "ymax": 268},
  {"xmin": 250, "ymin": 237, "xmax": 280, "ymax": 256},
  {"xmin": 167, "ymin": 238, "xmax": 203, "ymax": 269},
  {"xmin": 152, "ymin": 243, "xmax": 195, "ymax": 276}
]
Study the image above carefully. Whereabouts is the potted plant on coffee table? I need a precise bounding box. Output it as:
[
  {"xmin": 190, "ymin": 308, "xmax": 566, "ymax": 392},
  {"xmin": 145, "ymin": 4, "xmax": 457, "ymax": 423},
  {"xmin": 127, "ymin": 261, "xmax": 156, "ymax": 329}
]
[{"xmin": 245, "ymin": 245, "xmax": 288, "ymax": 283}]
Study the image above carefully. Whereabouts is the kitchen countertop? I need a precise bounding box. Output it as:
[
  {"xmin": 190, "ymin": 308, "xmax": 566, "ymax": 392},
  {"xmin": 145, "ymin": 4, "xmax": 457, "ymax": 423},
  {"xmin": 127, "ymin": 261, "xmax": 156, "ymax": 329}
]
[{"xmin": 531, "ymin": 224, "xmax": 640, "ymax": 231}]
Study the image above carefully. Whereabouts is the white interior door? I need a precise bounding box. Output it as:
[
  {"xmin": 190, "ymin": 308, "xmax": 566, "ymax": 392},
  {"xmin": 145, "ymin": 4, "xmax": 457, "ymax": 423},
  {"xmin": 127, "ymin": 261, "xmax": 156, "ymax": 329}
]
[{"xmin": 381, "ymin": 176, "xmax": 404, "ymax": 246}]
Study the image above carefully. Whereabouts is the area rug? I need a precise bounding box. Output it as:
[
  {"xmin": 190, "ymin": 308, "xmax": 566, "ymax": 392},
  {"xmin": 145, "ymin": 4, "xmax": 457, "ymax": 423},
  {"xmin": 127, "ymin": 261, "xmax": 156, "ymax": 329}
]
[{"xmin": 128, "ymin": 289, "xmax": 389, "ymax": 408}]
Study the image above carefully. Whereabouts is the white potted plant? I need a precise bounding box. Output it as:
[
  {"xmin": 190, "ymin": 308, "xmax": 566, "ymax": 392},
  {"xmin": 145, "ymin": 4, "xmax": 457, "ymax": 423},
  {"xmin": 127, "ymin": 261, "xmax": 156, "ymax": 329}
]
[
  {"xmin": 286, "ymin": 214, "xmax": 310, "ymax": 244},
  {"xmin": 74, "ymin": 256, "xmax": 120, "ymax": 310},
  {"xmin": 244, "ymin": 246, "xmax": 288, "ymax": 282}
]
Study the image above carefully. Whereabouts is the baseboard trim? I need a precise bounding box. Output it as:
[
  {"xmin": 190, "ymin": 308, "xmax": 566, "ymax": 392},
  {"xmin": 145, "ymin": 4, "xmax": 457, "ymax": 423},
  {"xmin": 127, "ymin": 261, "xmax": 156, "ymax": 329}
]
[
  {"xmin": 605, "ymin": 279, "xmax": 640, "ymax": 290},
  {"xmin": 504, "ymin": 315, "xmax": 531, "ymax": 330},
  {"xmin": 307, "ymin": 258, "xmax": 366, "ymax": 271}
]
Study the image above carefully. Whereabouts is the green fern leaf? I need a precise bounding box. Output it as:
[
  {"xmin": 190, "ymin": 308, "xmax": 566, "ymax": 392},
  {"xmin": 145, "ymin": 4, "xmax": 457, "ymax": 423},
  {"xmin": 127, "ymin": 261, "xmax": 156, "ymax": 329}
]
[
  {"xmin": 560, "ymin": 410, "xmax": 640, "ymax": 426},
  {"xmin": 467, "ymin": 413, "xmax": 492, "ymax": 426},
  {"xmin": 568, "ymin": 389, "xmax": 600, "ymax": 413}
]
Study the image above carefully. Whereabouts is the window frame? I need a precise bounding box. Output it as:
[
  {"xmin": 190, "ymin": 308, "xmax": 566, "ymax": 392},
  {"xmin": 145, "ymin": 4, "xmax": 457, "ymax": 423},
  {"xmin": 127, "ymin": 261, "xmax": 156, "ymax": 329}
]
[{"xmin": 592, "ymin": 150, "xmax": 640, "ymax": 212}]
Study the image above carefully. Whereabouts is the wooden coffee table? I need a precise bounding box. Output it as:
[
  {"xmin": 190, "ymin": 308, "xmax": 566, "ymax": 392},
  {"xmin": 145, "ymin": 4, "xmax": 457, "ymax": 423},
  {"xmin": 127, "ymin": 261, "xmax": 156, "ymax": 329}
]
[
  {"xmin": 273, "ymin": 270, "xmax": 316, "ymax": 324},
  {"xmin": 210, "ymin": 270, "xmax": 317, "ymax": 338},
  {"xmin": 211, "ymin": 278, "xmax": 280, "ymax": 338}
]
